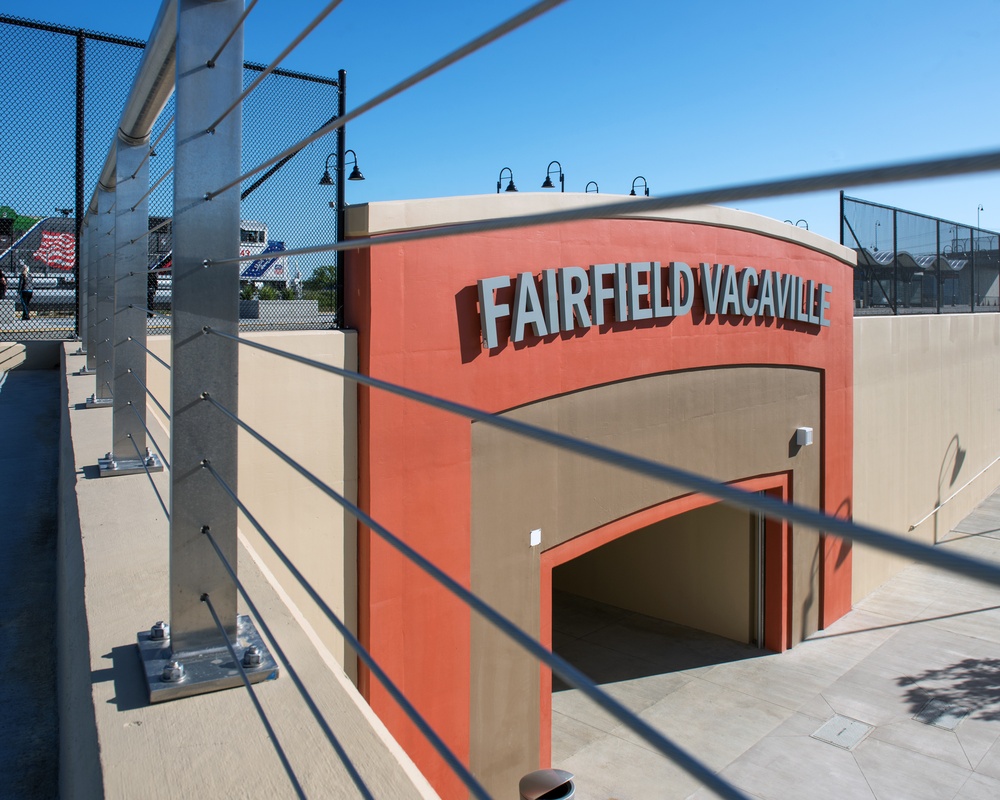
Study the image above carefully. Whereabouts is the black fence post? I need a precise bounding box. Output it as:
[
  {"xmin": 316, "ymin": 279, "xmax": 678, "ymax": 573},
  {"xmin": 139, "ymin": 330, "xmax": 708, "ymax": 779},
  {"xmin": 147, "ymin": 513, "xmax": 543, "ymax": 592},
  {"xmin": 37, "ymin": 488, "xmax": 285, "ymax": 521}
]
[{"xmin": 74, "ymin": 29, "xmax": 85, "ymax": 337}]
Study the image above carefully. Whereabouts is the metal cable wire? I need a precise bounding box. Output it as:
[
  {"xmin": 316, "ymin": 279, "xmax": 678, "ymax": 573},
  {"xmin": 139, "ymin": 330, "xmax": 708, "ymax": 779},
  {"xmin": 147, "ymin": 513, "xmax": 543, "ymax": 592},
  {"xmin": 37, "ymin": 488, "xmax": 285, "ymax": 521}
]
[
  {"xmin": 103, "ymin": 380, "xmax": 113, "ymax": 398},
  {"xmin": 200, "ymin": 461, "xmax": 548, "ymax": 800},
  {"xmin": 131, "ymin": 165, "xmax": 173, "ymax": 212},
  {"xmin": 207, "ymin": 0, "xmax": 259, "ymax": 68},
  {"xmin": 128, "ymin": 304, "xmax": 172, "ymax": 321},
  {"xmin": 125, "ymin": 400, "xmax": 170, "ymax": 472},
  {"xmin": 201, "ymin": 593, "xmax": 307, "ymax": 800},
  {"xmin": 131, "ymin": 215, "xmax": 172, "ymax": 245},
  {"xmin": 204, "ymin": 327, "xmax": 1000, "ymax": 590},
  {"xmin": 199, "ymin": 391, "xmax": 750, "ymax": 800},
  {"xmin": 205, "ymin": 0, "xmax": 342, "ymax": 135},
  {"xmin": 127, "ymin": 368, "xmax": 170, "ymax": 422},
  {"xmin": 211, "ymin": 147, "xmax": 1000, "ymax": 264},
  {"xmin": 201, "ymin": 517, "xmax": 374, "ymax": 800},
  {"xmin": 205, "ymin": 0, "xmax": 569, "ymax": 200},
  {"xmin": 126, "ymin": 336, "xmax": 171, "ymax": 371},
  {"xmin": 125, "ymin": 433, "xmax": 170, "ymax": 521},
  {"xmin": 131, "ymin": 114, "xmax": 174, "ymax": 178}
]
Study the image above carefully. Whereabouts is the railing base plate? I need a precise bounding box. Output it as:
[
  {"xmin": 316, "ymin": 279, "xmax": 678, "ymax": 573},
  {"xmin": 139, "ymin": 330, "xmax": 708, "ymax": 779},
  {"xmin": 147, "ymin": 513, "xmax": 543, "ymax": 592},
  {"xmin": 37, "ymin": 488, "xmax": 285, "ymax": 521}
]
[
  {"xmin": 137, "ymin": 615, "xmax": 278, "ymax": 704},
  {"xmin": 84, "ymin": 396, "xmax": 112, "ymax": 408},
  {"xmin": 99, "ymin": 453, "xmax": 164, "ymax": 477}
]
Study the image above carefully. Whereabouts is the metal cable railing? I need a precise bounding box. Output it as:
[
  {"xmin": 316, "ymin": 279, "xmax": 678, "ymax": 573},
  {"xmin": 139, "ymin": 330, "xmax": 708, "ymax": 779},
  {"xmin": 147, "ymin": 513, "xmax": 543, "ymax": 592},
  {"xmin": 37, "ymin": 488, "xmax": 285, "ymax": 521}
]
[
  {"xmin": 126, "ymin": 400, "xmax": 170, "ymax": 472},
  {"xmin": 210, "ymin": 147, "xmax": 1000, "ymax": 267},
  {"xmin": 125, "ymin": 430, "xmax": 170, "ymax": 520},
  {"xmin": 199, "ymin": 383, "xmax": 752, "ymax": 798},
  {"xmin": 69, "ymin": 0, "xmax": 1000, "ymax": 797},
  {"xmin": 128, "ymin": 368, "xmax": 171, "ymax": 422},
  {"xmin": 201, "ymin": 522, "xmax": 375, "ymax": 800},
  {"xmin": 201, "ymin": 459, "xmax": 499, "ymax": 800},
  {"xmin": 205, "ymin": 0, "xmax": 569, "ymax": 200},
  {"xmin": 201, "ymin": 592, "xmax": 307, "ymax": 800}
]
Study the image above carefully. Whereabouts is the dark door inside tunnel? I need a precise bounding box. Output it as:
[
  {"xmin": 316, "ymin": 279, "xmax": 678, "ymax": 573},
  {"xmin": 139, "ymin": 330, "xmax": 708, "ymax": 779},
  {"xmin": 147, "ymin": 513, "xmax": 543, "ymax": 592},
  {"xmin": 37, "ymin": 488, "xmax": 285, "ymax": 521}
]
[{"xmin": 550, "ymin": 501, "xmax": 770, "ymax": 689}]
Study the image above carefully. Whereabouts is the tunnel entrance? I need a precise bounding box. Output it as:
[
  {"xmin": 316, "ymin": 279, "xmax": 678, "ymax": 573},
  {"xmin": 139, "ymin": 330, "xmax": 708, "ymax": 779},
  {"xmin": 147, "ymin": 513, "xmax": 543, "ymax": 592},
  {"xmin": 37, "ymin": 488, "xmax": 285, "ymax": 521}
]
[{"xmin": 550, "ymin": 501, "xmax": 767, "ymax": 691}]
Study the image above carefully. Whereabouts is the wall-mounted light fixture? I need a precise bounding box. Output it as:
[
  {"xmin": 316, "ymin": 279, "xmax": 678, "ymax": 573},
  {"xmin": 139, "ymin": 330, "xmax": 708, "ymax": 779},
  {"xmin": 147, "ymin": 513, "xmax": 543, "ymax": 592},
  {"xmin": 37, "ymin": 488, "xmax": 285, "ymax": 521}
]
[
  {"xmin": 541, "ymin": 160, "xmax": 564, "ymax": 192},
  {"xmin": 795, "ymin": 427, "xmax": 814, "ymax": 447},
  {"xmin": 497, "ymin": 167, "xmax": 517, "ymax": 193},
  {"xmin": 630, "ymin": 176, "xmax": 649, "ymax": 197}
]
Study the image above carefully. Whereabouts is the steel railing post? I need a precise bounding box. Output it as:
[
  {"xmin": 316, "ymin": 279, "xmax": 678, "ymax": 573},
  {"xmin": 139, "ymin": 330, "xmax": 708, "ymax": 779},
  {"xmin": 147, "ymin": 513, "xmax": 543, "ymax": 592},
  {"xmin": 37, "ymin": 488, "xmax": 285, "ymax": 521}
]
[
  {"xmin": 135, "ymin": 0, "xmax": 275, "ymax": 704},
  {"xmin": 85, "ymin": 214, "xmax": 99, "ymax": 372},
  {"xmin": 99, "ymin": 141, "xmax": 163, "ymax": 476},
  {"xmin": 88, "ymin": 191, "xmax": 114, "ymax": 406},
  {"xmin": 169, "ymin": 0, "xmax": 242, "ymax": 655}
]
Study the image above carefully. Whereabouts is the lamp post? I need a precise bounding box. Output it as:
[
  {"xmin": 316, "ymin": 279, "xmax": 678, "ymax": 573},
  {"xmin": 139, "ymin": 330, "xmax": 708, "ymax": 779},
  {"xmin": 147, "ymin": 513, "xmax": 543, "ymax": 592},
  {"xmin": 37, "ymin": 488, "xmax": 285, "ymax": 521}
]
[
  {"xmin": 585, "ymin": 181, "xmax": 599, "ymax": 194},
  {"xmin": 978, "ymin": 204, "xmax": 984, "ymax": 230},
  {"xmin": 497, "ymin": 167, "xmax": 517, "ymax": 193},
  {"xmin": 874, "ymin": 220, "xmax": 880, "ymax": 252},
  {"xmin": 541, "ymin": 160, "xmax": 564, "ymax": 192},
  {"xmin": 319, "ymin": 149, "xmax": 364, "ymax": 187},
  {"xmin": 629, "ymin": 176, "xmax": 649, "ymax": 197}
]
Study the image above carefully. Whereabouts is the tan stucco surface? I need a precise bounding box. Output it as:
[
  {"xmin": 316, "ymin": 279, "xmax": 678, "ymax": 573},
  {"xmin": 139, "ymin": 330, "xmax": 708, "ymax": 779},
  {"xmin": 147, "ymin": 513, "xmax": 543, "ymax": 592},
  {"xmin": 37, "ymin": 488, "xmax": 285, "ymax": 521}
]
[
  {"xmin": 469, "ymin": 365, "xmax": 821, "ymax": 793},
  {"xmin": 58, "ymin": 343, "xmax": 433, "ymax": 799},
  {"xmin": 147, "ymin": 330, "xmax": 359, "ymax": 676},
  {"xmin": 345, "ymin": 194, "xmax": 856, "ymax": 265},
  {"xmin": 853, "ymin": 314, "xmax": 1000, "ymax": 600},
  {"xmin": 554, "ymin": 503, "xmax": 754, "ymax": 643}
]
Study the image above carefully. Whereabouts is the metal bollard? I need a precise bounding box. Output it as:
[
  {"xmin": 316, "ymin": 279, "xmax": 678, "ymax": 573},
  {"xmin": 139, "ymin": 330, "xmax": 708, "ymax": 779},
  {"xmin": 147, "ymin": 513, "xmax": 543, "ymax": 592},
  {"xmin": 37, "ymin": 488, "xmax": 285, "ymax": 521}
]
[{"xmin": 519, "ymin": 769, "xmax": 575, "ymax": 800}]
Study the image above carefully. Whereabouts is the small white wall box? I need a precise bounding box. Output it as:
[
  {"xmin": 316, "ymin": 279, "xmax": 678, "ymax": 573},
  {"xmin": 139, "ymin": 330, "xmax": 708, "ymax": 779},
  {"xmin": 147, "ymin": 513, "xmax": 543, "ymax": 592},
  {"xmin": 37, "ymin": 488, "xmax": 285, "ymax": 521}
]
[
  {"xmin": 530, "ymin": 529, "xmax": 542, "ymax": 547},
  {"xmin": 796, "ymin": 427, "xmax": 814, "ymax": 447}
]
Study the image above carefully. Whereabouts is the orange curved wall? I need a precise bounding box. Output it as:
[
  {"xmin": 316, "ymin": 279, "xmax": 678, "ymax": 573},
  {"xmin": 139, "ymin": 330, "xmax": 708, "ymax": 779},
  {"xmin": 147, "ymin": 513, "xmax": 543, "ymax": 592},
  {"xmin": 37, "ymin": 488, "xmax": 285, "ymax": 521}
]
[{"xmin": 345, "ymin": 215, "xmax": 854, "ymax": 798}]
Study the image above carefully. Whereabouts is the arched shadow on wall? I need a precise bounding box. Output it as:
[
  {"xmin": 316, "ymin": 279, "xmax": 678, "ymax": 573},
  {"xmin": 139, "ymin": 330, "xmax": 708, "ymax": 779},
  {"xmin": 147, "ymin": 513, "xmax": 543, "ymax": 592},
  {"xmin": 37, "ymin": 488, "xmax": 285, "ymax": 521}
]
[{"xmin": 934, "ymin": 435, "xmax": 966, "ymax": 544}]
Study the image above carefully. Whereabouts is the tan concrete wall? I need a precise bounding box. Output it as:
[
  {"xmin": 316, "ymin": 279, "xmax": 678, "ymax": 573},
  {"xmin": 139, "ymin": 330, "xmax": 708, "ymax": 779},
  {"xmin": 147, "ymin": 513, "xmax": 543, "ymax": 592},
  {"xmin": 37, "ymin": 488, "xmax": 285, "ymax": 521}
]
[
  {"xmin": 469, "ymin": 365, "xmax": 822, "ymax": 789},
  {"xmin": 553, "ymin": 503, "xmax": 753, "ymax": 643},
  {"xmin": 146, "ymin": 330, "xmax": 359, "ymax": 677},
  {"xmin": 853, "ymin": 314, "xmax": 1000, "ymax": 600}
]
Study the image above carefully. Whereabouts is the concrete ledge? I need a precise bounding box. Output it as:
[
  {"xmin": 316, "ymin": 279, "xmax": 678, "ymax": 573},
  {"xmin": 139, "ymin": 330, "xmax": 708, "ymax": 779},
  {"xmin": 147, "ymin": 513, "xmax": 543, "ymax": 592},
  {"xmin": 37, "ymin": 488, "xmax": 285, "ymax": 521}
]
[
  {"xmin": 58, "ymin": 344, "xmax": 437, "ymax": 799},
  {"xmin": 0, "ymin": 341, "xmax": 25, "ymax": 373}
]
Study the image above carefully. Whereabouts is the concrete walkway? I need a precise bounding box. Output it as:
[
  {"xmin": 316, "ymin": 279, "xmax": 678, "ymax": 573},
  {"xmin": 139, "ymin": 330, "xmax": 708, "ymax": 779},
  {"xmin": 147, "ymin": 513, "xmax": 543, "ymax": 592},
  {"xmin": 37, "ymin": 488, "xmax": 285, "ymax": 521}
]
[
  {"xmin": 0, "ymin": 368, "xmax": 60, "ymax": 799},
  {"xmin": 552, "ymin": 496, "xmax": 1000, "ymax": 799}
]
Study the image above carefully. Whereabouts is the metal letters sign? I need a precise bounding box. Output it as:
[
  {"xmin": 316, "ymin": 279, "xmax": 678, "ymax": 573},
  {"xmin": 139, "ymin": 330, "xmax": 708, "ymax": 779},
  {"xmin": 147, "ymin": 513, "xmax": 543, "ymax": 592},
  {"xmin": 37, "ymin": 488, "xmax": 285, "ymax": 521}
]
[{"xmin": 477, "ymin": 262, "xmax": 833, "ymax": 349}]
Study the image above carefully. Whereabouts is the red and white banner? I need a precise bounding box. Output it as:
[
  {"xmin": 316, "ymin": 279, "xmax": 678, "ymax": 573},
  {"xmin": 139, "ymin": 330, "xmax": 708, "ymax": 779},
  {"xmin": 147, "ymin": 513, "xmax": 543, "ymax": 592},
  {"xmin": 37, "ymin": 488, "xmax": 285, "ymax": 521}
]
[{"xmin": 33, "ymin": 231, "xmax": 76, "ymax": 270}]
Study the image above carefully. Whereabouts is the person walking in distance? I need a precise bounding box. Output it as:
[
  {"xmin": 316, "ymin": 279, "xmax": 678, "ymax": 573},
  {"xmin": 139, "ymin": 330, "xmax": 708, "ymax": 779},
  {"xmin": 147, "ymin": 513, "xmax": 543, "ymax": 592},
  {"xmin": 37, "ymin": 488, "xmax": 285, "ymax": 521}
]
[
  {"xmin": 18, "ymin": 265, "xmax": 33, "ymax": 320},
  {"xmin": 147, "ymin": 270, "xmax": 158, "ymax": 318}
]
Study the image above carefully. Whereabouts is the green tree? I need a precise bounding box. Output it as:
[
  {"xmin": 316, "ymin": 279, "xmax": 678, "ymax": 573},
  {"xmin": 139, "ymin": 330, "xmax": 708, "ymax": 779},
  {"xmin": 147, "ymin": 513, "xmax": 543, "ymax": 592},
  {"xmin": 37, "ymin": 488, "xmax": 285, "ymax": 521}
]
[{"xmin": 303, "ymin": 264, "xmax": 337, "ymax": 290}]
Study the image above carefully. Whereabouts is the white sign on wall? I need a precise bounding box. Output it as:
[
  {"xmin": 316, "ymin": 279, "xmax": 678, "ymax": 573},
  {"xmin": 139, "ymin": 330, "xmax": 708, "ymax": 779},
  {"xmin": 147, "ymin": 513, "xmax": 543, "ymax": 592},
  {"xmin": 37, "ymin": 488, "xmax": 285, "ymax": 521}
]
[{"xmin": 477, "ymin": 262, "xmax": 832, "ymax": 349}]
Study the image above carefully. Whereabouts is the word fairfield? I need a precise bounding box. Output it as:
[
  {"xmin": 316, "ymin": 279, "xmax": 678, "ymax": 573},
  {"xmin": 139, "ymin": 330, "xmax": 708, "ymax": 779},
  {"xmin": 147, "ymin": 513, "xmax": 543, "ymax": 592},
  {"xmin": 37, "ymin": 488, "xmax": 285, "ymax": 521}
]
[{"xmin": 477, "ymin": 262, "xmax": 832, "ymax": 349}]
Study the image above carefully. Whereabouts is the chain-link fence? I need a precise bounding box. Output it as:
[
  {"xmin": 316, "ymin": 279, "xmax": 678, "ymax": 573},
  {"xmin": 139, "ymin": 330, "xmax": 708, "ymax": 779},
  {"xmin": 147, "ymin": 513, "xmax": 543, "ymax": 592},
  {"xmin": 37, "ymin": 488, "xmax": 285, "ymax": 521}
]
[
  {"xmin": 0, "ymin": 14, "xmax": 343, "ymax": 340},
  {"xmin": 842, "ymin": 193, "xmax": 1000, "ymax": 315}
]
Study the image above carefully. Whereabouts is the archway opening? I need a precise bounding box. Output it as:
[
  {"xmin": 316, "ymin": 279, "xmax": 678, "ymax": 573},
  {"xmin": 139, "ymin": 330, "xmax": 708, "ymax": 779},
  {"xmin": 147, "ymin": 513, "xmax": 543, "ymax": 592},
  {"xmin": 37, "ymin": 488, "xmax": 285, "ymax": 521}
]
[{"xmin": 551, "ymin": 501, "xmax": 766, "ymax": 692}]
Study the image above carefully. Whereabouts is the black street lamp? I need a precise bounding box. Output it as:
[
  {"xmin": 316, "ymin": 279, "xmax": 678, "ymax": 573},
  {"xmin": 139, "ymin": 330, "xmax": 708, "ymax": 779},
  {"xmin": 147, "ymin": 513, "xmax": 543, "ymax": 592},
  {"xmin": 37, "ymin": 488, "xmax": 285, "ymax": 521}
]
[
  {"xmin": 497, "ymin": 167, "xmax": 517, "ymax": 193},
  {"xmin": 630, "ymin": 176, "xmax": 649, "ymax": 197},
  {"xmin": 319, "ymin": 149, "xmax": 365, "ymax": 186},
  {"xmin": 541, "ymin": 160, "xmax": 564, "ymax": 192}
]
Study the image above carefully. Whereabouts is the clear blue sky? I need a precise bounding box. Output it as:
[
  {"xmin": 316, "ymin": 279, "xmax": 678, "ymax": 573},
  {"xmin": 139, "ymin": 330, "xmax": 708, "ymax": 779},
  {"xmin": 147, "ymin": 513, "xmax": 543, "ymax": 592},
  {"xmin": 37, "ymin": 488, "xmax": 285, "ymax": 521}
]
[{"xmin": 3, "ymin": 0, "xmax": 999, "ymax": 242}]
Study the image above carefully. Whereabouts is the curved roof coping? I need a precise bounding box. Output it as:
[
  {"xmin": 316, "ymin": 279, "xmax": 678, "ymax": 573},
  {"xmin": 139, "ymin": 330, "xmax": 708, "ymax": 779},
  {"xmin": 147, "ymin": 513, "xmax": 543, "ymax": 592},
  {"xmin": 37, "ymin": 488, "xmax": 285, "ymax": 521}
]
[{"xmin": 344, "ymin": 193, "xmax": 857, "ymax": 266}]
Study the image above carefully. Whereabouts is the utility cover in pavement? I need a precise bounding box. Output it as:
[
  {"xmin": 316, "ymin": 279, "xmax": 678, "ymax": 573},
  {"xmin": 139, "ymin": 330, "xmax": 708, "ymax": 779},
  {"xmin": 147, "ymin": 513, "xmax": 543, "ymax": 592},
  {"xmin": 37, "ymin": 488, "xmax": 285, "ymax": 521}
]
[
  {"xmin": 914, "ymin": 699, "xmax": 970, "ymax": 730},
  {"xmin": 811, "ymin": 715, "xmax": 874, "ymax": 750}
]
